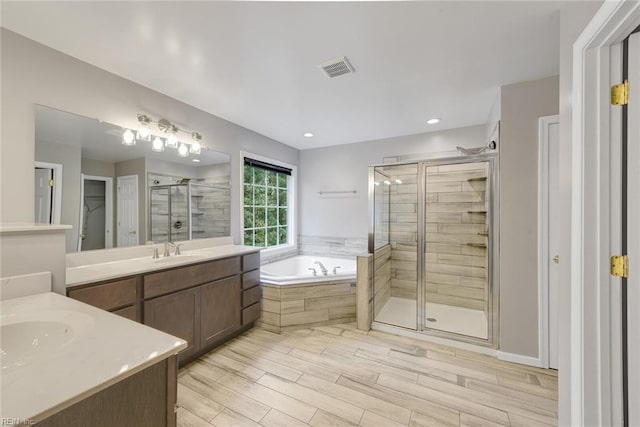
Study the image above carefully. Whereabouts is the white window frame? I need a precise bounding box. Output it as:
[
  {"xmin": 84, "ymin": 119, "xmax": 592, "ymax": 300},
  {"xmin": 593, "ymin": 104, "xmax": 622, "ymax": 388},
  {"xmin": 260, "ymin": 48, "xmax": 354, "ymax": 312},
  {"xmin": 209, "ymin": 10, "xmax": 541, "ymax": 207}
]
[{"xmin": 239, "ymin": 151, "xmax": 296, "ymax": 255}]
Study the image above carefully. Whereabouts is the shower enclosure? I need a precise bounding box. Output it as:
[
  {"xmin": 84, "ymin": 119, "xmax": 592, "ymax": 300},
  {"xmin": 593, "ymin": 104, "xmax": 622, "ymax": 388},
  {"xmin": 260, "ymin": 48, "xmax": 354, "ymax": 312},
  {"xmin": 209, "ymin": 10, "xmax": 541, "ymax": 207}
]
[
  {"xmin": 369, "ymin": 154, "xmax": 498, "ymax": 346},
  {"xmin": 149, "ymin": 182, "xmax": 229, "ymax": 243}
]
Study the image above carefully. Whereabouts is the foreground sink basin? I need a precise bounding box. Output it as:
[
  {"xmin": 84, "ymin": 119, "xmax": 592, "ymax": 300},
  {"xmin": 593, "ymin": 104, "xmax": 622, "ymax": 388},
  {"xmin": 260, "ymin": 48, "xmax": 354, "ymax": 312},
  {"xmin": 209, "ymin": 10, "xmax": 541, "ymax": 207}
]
[
  {"xmin": 1, "ymin": 321, "xmax": 74, "ymax": 369},
  {"xmin": 153, "ymin": 254, "xmax": 204, "ymax": 265}
]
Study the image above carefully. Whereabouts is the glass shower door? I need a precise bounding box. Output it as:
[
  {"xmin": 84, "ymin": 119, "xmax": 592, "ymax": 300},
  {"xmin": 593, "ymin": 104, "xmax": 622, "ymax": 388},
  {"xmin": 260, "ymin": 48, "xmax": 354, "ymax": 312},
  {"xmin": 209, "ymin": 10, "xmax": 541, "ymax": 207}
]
[
  {"xmin": 423, "ymin": 160, "xmax": 491, "ymax": 340},
  {"xmin": 371, "ymin": 164, "xmax": 418, "ymax": 330}
]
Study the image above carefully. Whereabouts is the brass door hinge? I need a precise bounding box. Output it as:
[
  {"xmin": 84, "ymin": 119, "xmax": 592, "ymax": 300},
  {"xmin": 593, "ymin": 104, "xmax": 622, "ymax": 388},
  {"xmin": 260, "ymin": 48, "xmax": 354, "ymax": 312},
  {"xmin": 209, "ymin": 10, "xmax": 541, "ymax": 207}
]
[
  {"xmin": 611, "ymin": 255, "xmax": 629, "ymax": 278},
  {"xmin": 48, "ymin": 179, "xmax": 54, "ymax": 187},
  {"xmin": 611, "ymin": 80, "xmax": 629, "ymax": 106}
]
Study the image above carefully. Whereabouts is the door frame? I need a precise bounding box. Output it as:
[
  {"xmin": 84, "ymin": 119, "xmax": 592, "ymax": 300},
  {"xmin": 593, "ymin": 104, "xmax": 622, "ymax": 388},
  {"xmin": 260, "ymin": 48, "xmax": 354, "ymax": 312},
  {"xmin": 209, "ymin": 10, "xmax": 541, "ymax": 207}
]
[
  {"xmin": 117, "ymin": 174, "xmax": 139, "ymax": 247},
  {"xmin": 34, "ymin": 161, "xmax": 62, "ymax": 224},
  {"xmin": 537, "ymin": 114, "xmax": 559, "ymax": 370},
  {"xmin": 571, "ymin": 1, "xmax": 640, "ymax": 425},
  {"xmin": 78, "ymin": 174, "xmax": 113, "ymax": 251}
]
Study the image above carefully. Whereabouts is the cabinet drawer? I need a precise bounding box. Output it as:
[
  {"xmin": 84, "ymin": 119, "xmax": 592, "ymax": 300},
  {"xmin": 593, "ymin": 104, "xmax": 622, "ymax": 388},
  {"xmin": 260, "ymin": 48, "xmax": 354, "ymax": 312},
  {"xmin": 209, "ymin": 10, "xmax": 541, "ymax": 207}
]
[
  {"xmin": 242, "ymin": 286, "xmax": 261, "ymax": 308},
  {"xmin": 242, "ymin": 252, "xmax": 260, "ymax": 271},
  {"xmin": 242, "ymin": 269, "xmax": 260, "ymax": 290},
  {"xmin": 242, "ymin": 302, "xmax": 261, "ymax": 326},
  {"xmin": 144, "ymin": 257, "xmax": 240, "ymax": 299},
  {"xmin": 68, "ymin": 277, "xmax": 137, "ymax": 311},
  {"xmin": 112, "ymin": 305, "xmax": 137, "ymax": 321}
]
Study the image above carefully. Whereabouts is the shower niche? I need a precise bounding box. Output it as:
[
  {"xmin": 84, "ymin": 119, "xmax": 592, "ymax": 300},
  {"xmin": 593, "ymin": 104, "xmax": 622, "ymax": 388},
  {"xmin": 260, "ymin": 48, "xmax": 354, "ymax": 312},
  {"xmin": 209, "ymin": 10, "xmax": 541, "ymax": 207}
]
[{"xmin": 369, "ymin": 155, "xmax": 498, "ymax": 346}]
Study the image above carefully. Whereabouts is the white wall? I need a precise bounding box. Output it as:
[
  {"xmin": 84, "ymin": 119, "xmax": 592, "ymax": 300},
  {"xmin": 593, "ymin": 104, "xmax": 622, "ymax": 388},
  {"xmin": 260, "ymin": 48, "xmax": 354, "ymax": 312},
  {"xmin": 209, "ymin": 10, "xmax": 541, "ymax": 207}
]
[
  {"xmin": 0, "ymin": 29, "xmax": 298, "ymax": 245},
  {"xmin": 499, "ymin": 76, "xmax": 559, "ymax": 358},
  {"xmin": 557, "ymin": 2, "xmax": 603, "ymax": 425},
  {"xmin": 299, "ymin": 125, "xmax": 486, "ymax": 239}
]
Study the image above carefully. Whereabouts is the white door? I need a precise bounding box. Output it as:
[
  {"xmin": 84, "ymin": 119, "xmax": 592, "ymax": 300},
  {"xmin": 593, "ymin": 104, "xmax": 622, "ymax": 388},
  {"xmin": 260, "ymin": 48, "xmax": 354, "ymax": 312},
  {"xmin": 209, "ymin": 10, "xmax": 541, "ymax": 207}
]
[
  {"xmin": 117, "ymin": 175, "xmax": 139, "ymax": 247},
  {"xmin": 627, "ymin": 30, "xmax": 640, "ymax": 426},
  {"xmin": 34, "ymin": 168, "xmax": 53, "ymax": 223},
  {"xmin": 548, "ymin": 120, "xmax": 560, "ymax": 370}
]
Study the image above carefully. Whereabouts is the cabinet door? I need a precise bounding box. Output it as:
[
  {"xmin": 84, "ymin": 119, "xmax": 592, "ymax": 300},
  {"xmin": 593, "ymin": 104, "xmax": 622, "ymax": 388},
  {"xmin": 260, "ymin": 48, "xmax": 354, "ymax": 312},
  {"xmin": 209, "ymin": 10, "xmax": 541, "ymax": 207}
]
[
  {"xmin": 200, "ymin": 276, "xmax": 241, "ymax": 349},
  {"xmin": 144, "ymin": 287, "xmax": 200, "ymax": 362}
]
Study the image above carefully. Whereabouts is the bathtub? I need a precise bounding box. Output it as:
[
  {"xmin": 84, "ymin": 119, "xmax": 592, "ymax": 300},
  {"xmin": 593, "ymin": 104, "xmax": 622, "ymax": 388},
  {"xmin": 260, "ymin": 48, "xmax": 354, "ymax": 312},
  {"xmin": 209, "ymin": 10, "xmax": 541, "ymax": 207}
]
[
  {"xmin": 259, "ymin": 255, "xmax": 358, "ymax": 332},
  {"xmin": 260, "ymin": 255, "xmax": 357, "ymax": 285}
]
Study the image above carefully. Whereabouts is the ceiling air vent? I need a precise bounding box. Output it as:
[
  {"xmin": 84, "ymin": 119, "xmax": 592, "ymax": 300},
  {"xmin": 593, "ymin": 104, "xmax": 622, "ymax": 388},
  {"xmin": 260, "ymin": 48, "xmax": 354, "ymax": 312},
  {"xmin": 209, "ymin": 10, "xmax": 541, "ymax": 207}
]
[{"xmin": 320, "ymin": 56, "xmax": 355, "ymax": 79}]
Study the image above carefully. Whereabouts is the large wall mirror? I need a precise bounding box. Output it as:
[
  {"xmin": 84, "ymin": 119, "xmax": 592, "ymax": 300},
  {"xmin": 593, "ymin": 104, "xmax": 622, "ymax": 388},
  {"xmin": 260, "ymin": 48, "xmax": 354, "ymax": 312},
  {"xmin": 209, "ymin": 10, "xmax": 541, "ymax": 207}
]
[{"xmin": 34, "ymin": 105, "xmax": 231, "ymax": 253}]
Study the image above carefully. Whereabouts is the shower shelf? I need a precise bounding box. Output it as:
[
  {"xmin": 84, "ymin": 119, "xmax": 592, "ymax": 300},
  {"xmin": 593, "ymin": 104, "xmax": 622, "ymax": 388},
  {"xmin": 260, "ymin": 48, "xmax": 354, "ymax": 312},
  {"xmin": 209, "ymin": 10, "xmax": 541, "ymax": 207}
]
[
  {"xmin": 467, "ymin": 177, "xmax": 487, "ymax": 182},
  {"xmin": 467, "ymin": 210, "xmax": 487, "ymax": 214},
  {"xmin": 466, "ymin": 243, "xmax": 487, "ymax": 248}
]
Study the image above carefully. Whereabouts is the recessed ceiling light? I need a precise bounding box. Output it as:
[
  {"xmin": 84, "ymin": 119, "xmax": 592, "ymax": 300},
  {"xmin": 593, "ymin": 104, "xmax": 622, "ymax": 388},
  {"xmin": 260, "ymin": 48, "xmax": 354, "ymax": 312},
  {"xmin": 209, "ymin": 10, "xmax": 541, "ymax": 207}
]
[
  {"xmin": 427, "ymin": 118, "xmax": 440, "ymax": 125},
  {"xmin": 192, "ymin": 159, "xmax": 200, "ymax": 163},
  {"xmin": 303, "ymin": 132, "xmax": 314, "ymax": 138}
]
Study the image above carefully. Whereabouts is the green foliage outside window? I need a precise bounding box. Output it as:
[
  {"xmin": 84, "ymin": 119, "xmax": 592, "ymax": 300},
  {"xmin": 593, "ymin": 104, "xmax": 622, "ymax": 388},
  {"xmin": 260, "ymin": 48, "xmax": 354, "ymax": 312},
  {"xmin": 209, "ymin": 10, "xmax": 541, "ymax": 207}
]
[{"xmin": 243, "ymin": 165, "xmax": 288, "ymax": 247}]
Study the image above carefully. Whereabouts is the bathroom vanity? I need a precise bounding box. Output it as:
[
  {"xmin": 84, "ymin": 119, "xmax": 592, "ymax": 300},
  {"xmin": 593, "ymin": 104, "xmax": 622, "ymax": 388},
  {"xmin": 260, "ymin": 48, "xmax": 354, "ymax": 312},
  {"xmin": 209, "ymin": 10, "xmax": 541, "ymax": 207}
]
[
  {"xmin": 1, "ymin": 292, "xmax": 187, "ymax": 426},
  {"xmin": 66, "ymin": 243, "xmax": 261, "ymax": 365}
]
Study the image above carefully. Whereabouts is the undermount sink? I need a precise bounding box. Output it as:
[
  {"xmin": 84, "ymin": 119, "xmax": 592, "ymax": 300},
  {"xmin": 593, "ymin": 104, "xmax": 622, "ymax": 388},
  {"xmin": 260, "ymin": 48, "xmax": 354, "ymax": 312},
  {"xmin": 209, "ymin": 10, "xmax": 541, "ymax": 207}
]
[
  {"xmin": 1, "ymin": 321, "xmax": 74, "ymax": 369},
  {"xmin": 153, "ymin": 254, "xmax": 204, "ymax": 265}
]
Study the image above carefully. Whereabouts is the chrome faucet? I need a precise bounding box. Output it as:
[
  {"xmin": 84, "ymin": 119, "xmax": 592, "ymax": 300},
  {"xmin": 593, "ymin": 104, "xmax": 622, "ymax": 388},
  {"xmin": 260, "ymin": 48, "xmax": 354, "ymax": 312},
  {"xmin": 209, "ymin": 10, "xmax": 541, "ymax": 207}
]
[
  {"xmin": 164, "ymin": 242, "xmax": 182, "ymax": 257},
  {"xmin": 314, "ymin": 261, "xmax": 328, "ymax": 276},
  {"xmin": 308, "ymin": 268, "xmax": 317, "ymax": 276},
  {"xmin": 332, "ymin": 266, "xmax": 341, "ymax": 275}
]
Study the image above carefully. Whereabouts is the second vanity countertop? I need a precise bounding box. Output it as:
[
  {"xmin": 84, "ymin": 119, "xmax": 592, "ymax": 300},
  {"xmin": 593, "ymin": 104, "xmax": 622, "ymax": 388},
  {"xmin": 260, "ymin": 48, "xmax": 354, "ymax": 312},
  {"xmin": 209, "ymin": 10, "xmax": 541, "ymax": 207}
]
[
  {"xmin": 1, "ymin": 292, "xmax": 187, "ymax": 423},
  {"xmin": 66, "ymin": 244, "xmax": 260, "ymax": 288}
]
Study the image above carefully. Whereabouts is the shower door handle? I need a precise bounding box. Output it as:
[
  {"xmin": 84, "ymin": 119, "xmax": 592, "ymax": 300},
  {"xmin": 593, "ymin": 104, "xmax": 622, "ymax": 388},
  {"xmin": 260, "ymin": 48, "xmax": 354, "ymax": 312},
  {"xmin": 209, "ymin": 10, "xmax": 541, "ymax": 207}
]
[{"xmin": 553, "ymin": 255, "xmax": 559, "ymax": 264}]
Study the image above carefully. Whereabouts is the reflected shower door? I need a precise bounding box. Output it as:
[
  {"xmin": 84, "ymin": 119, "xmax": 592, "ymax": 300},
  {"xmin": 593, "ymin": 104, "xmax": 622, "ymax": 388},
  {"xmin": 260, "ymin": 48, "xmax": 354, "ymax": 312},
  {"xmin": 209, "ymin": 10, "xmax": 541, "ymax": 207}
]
[
  {"xmin": 423, "ymin": 161, "xmax": 491, "ymax": 340},
  {"xmin": 372, "ymin": 164, "xmax": 418, "ymax": 330}
]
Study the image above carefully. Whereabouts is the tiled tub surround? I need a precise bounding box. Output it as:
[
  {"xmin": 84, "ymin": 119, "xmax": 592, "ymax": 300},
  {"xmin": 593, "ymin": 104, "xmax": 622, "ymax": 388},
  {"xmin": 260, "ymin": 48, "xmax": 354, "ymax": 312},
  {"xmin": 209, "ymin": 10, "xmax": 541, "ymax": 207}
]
[
  {"xmin": 297, "ymin": 235, "xmax": 367, "ymax": 257},
  {"xmin": 259, "ymin": 256, "xmax": 357, "ymax": 332}
]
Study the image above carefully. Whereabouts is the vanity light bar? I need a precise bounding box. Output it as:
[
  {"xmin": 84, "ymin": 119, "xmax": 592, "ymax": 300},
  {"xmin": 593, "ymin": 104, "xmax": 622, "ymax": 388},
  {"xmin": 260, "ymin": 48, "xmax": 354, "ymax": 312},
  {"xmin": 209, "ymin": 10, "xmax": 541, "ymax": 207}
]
[{"xmin": 121, "ymin": 114, "xmax": 205, "ymax": 159}]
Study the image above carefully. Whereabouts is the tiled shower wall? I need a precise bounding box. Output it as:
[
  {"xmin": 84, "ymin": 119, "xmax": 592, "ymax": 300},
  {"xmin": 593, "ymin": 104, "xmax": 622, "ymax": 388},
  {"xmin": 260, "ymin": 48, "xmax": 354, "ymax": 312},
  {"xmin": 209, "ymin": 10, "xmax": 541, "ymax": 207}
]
[
  {"xmin": 384, "ymin": 162, "xmax": 489, "ymax": 312},
  {"xmin": 148, "ymin": 172, "xmax": 230, "ymax": 242},
  {"xmin": 425, "ymin": 163, "xmax": 488, "ymax": 311},
  {"xmin": 386, "ymin": 164, "xmax": 419, "ymax": 300},
  {"xmin": 373, "ymin": 244, "xmax": 391, "ymax": 317}
]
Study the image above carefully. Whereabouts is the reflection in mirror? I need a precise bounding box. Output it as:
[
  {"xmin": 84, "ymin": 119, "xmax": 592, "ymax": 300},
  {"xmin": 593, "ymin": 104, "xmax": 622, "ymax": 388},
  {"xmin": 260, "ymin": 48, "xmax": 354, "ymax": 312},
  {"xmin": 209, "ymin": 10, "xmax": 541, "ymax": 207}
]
[{"xmin": 34, "ymin": 105, "xmax": 231, "ymax": 253}]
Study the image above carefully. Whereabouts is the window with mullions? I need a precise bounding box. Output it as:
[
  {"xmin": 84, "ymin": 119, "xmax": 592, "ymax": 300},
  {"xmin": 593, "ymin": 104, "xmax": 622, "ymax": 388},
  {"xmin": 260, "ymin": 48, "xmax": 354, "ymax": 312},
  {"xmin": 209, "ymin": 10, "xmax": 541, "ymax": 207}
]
[{"xmin": 243, "ymin": 158, "xmax": 290, "ymax": 247}]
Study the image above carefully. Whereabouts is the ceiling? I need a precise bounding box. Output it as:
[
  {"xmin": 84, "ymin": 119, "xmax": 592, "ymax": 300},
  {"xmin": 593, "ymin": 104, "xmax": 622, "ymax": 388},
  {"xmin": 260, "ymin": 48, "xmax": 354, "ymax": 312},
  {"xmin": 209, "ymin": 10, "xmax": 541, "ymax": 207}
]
[
  {"xmin": 4, "ymin": 1, "xmax": 561, "ymax": 150},
  {"xmin": 35, "ymin": 105, "xmax": 230, "ymax": 166}
]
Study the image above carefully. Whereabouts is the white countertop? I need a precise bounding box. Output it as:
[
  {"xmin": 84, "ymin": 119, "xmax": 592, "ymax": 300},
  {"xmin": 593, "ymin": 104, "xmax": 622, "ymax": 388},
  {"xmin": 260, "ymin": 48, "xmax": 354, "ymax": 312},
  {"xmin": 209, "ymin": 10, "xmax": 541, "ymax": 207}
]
[
  {"xmin": 0, "ymin": 292, "xmax": 187, "ymax": 424},
  {"xmin": 0, "ymin": 222, "xmax": 72, "ymax": 234},
  {"xmin": 66, "ymin": 244, "xmax": 259, "ymax": 287}
]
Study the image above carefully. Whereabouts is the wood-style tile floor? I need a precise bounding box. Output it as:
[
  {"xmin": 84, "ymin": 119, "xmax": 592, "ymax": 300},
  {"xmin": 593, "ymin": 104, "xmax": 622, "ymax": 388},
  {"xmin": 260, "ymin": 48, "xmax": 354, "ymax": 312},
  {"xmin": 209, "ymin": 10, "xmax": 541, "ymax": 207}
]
[{"xmin": 177, "ymin": 323, "xmax": 558, "ymax": 427}]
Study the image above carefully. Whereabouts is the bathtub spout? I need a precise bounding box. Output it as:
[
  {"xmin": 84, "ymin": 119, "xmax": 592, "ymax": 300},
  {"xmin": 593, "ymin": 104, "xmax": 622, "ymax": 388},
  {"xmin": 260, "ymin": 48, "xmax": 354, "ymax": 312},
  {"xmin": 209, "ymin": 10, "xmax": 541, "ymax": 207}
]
[
  {"xmin": 308, "ymin": 268, "xmax": 318, "ymax": 276},
  {"xmin": 314, "ymin": 261, "xmax": 328, "ymax": 276}
]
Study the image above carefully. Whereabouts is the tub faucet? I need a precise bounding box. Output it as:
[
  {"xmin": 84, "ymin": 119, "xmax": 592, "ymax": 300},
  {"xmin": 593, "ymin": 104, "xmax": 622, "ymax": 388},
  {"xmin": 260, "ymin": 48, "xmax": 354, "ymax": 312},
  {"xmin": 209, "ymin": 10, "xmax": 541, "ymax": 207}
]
[
  {"xmin": 332, "ymin": 266, "xmax": 341, "ymax": 275},
  {"xmin": 314, "ymin": 261, "xmax": 328, "ymax": 276},
  {"xmin": 308, "ymin": 268, "xmax": 317, "ymax": 276}
]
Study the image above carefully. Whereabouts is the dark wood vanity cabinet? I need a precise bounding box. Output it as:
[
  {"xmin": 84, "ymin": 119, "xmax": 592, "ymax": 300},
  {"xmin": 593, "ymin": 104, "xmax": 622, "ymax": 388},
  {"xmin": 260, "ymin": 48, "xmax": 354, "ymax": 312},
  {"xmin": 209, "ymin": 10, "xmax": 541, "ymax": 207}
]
[
  {"xmin": 67, "ymin": 276, "xmax": 140, "ymax": 322},
  {"xmin": 144, "ymin": 287, "xmax": 201, "ymax": 362},
  {"xmin": 67, "ymin": 250, "xmax": 261, "ymax": 366}
]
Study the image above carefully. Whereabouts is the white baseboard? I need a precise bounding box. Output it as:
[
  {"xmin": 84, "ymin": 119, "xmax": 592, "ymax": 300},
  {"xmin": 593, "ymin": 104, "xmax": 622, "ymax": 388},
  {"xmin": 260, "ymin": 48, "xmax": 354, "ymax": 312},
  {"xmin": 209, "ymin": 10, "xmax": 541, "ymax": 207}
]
[{"xmin": 497, "ymin": 350, "xmax": 544, "ymax": 368}]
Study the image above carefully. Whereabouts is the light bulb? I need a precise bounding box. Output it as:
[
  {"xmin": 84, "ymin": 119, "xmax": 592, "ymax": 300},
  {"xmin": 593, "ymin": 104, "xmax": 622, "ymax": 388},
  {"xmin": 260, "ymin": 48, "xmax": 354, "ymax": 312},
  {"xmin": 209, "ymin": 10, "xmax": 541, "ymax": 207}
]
[
  {"xmin": 166, "ymin": 134, "xmax": 178, "ymax": 148},
  {"xmin": 303, "ymin": 132, "xmax": 314, "ymax": 138},
  {"xmin": 383, "ymin": 180, "xmax": 391, "ymax": 185},
  {"xmin": 395, "ymin": 179, "xmax": 403, "ymax": 184},
  {"xmin": 427, "ymin": 118, "xmax": 440, "ymax": 125},
  {"xmin": 189, "ymin": 141, "xmax": 201, "ymax": 155},
  {"xmin": 122, "ymin": 129, "xmax": 135, "ymax": 145},
  {"xmin": 137, "ymin": 126, "xmax": 151, "ymax": 140},
  {"xmin": 374, "ymin": 182, "xmax": 380, "ymax": 186},
  {"xmin": 152, "ymin": 137, "xmax": 164, "ymax": 152},
  {"xmin": 178, "ymin": 143, "xmax": 189, "ymax": 157}
]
